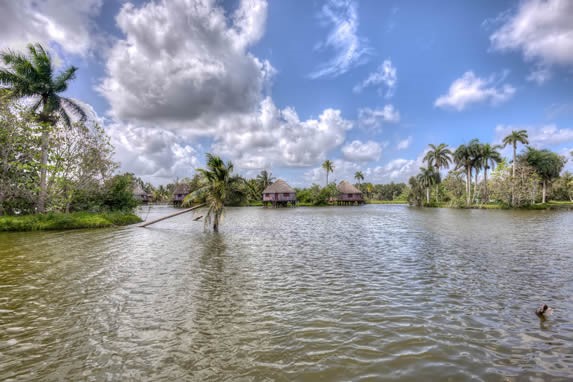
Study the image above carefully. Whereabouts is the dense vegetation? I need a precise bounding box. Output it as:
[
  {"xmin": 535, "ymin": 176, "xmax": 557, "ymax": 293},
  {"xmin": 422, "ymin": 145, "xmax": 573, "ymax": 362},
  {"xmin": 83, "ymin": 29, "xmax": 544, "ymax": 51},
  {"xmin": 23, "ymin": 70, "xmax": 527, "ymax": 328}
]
[
  {"xmin": 408, "ymin": 136, "xmax": 572, "ymax": 208},
  {"xmin": 0, "ymin": 43, "xmax": 141, "ymax": 219}
]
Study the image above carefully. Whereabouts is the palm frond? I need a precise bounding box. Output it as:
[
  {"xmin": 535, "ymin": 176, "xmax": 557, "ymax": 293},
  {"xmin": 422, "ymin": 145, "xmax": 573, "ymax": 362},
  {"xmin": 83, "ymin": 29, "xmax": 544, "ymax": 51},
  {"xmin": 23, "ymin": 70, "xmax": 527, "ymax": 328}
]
[
  {"xmin": 53, "ymin": 66, "xmax": 78, "ymax": 93},
  {"xmin": 60, "ymin": 97, "xmax": 87, "ymax": 122}
]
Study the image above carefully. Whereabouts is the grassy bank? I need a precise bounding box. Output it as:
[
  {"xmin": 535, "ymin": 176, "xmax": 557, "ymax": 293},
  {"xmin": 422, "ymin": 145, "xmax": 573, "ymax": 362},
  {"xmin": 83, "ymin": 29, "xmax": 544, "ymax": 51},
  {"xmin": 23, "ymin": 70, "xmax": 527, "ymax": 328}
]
[
  {"xmin": 366, "ymin": 200, "xmax": 408, "ymax": 205},
  {"xmin": 0, "ymin": 212, "xmax": 142, "ymax": 232}
]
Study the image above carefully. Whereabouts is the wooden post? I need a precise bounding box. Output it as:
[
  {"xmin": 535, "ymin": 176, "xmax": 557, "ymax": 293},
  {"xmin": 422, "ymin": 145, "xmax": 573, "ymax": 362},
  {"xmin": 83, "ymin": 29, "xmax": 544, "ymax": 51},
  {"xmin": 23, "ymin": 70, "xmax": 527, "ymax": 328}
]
[{"xmin": 139, "ymin": 204, "xmax": 205, "ymax": 228}]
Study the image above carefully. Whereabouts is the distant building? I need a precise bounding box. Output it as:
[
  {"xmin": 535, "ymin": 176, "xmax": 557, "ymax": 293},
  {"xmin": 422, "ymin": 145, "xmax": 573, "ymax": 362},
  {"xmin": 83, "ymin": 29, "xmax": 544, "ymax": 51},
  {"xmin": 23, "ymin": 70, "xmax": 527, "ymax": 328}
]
[
  {"xmin": 262, "ymin": 179, "xmax": 297, "ymax": 207},
  {"xmin": 172, "ymin": 183, "xmax": 191, "ymax": 205},
  {"xmin": 335, "ymin": 180, "xmax": 364, "ymax": 205},
  {"xmin": 133, "ymin": 184, "xmax": 150, "ymax": 203}
]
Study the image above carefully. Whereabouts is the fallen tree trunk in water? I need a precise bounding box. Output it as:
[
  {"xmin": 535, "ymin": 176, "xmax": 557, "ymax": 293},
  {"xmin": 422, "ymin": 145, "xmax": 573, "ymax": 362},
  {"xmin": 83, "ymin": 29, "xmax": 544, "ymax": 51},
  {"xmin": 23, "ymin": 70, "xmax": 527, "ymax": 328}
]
[{"xmin": 139, "ymin": 204, "xmax": 205, "ymax": 228}]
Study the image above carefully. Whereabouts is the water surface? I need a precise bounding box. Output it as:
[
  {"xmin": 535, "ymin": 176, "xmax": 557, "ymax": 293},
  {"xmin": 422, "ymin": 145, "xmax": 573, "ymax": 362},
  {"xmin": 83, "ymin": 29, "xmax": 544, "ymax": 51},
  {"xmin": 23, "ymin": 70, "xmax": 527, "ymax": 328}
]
[{"xmin": 1, "ymin": 205, "xmax": 572, "ymax": 380}]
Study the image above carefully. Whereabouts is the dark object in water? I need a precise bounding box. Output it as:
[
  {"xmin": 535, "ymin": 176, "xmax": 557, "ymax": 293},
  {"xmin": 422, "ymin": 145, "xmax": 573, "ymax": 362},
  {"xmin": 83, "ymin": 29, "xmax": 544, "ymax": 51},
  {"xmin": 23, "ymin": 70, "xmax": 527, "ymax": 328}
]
[
  {"xmin": 536, "ymin": 304, "xmax": 553, "ymax": 319},
  {"xmin": 193, "ymin": 215, "xmax": 203, "ymax": 221}
]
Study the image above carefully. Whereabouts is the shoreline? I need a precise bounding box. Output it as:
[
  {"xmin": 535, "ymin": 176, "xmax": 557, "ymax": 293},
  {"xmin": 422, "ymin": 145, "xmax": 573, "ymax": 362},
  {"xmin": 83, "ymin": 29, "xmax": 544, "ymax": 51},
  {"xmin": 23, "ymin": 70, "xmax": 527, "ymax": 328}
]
[{"xmin": 0, "ymin": 212, "xmax": 142, "ymax": 232}]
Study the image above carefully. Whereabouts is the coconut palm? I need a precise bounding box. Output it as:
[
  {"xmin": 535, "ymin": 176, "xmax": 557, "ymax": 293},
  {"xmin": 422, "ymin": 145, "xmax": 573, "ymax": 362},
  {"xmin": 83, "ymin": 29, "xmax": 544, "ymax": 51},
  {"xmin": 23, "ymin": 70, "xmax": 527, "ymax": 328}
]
[
  {"xmin": 322, "ymin": 160, "xmax": 334, "ymax": 187},
  {"xmin": 354, "ymin": 171, "xmax": 364, "ymax": 186},
  {"xmin": 502, "ymin": 130, "xmax": 529, "ymax": 206},
  {"xmin": 0, "ymin": 43, "xmax": 87, "ymax": 212},
  {"xmin": 469, "ymin": 139, "xmax": 483, "ymax": 203},
  {"xmin": 454, "ymin": 144, "xmax": 474, "ymax": 207},
  {"xmin": 417, "ymin": 167, "xmax": 439, "ymax": 205},
  {"xmin": 183, "ymin": 154, "xmax": 244, "ymax": 232},
  {"xmin": 423, "ymin": 143, "xmax": 452, "ymax": 203},
  {"xmin": 480, "ymin": 143, "xmax": 503, "ymax": 201},
  {"xmin": 256, "ymin": 169, "xmax": 275, "ymax": 193}
]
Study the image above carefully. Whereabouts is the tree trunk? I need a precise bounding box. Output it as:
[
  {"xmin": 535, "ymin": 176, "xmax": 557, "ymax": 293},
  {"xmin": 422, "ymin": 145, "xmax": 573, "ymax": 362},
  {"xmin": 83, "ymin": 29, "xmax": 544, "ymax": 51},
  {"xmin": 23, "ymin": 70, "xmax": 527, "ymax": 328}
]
[
  {"xmin": 484, "ymin": 168, "xmax": 488, "ymax": 202},
  {"xmin": 426, "ymin": 187, "xmax": 430, "ymax": 205},
  {"xmin": 473, "ymin": 168, "xmax": 479, "ymax": 204},
  {"xmin": 326, "ymin": 172, "xmax": 328, "ymax": 188},
  {"xmin": 466, "ymin": 166, "xmax": 471, "ymax": 207},
  {"xmin": 542, "ymin": 180, "xmax": 547, "ymax": 204},
  {"xmin": 511, "ymin": 144, "xmax": 516, "ymax": 207},
  {"xmin": 37, "ymin": 128, "xmax": 50, "ymax": 213}
]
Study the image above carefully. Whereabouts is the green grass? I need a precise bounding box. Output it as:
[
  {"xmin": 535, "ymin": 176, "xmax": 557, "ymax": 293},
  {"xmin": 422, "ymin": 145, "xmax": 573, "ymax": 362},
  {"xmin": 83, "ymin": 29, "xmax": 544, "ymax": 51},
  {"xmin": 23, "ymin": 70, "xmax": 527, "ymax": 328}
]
[
  {"xmin": 366, "ymin": 200, "xmax": 408, "ymax": 205},
  {"xmin": 0, "ymin": 212, "xmax": 142, "ymax": 232}
]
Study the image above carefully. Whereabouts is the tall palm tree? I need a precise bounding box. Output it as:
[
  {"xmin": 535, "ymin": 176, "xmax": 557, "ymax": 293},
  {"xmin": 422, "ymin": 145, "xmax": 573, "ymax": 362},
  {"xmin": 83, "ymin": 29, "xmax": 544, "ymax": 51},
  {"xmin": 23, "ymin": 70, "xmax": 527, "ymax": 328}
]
[
  {"xmin": 454, "ymin": 144, "xmax": 473, "ymax": 207},
  {"xmin": 469, "ymin": 139, "xmax": 483, "ymax": 203},
  {"xmin": 0, "ymin": 43, "xmax": 86, "ymax": 212},
  {"xmin": 502, "ymin": 130, "xmax": 529, "ymax": 206},
  {"xmin": 423, "ymin": 143, "xmax": 452, "ymax": 203},
  {"xmin": 354, "ymin": 171, "xmax": 364, "ymax": 186},
  {"xmin": 256, "ymin": 169, "xmax": 275, "ymax": 193},
  {"xmin": 480, "ymin": 143, "xmax": 502, "ymax": 202},
  {"xmin": 417, "ymin": 167, "xmax": 438, "ymax": 205},
  {"xmin": 184, "ymin": 154, "xmax": 244, "ymax": 232},
  {"xmin": 322, "ymin": 160, "xmax": 334, "ymax": 187}
]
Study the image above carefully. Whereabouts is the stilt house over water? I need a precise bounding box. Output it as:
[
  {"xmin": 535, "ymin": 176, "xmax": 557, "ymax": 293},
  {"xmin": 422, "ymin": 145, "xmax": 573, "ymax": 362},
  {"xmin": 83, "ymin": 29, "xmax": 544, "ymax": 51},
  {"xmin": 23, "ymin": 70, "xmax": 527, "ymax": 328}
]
[
  {"xmin": 336, "ymin": 180, "xmax": 364, "ymax": 205},
  {"xmin": 172, "ymin": 183, "xmax": 191, "ymax": 205},
  {"xmin": 133, "ymin": 184, "xmax": 150, "ymax": 203},
  {"xmin": 262, "ymin": 179, "xmax": 297, "ymax": 207}
]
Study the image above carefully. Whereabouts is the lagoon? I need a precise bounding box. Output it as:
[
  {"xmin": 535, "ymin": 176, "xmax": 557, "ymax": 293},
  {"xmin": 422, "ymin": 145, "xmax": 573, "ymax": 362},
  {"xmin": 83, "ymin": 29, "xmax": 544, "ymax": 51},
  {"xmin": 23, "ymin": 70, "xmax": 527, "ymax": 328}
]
[{"xmin": 1, "ymin": 205, "xmax": 572, "ymax": 380}]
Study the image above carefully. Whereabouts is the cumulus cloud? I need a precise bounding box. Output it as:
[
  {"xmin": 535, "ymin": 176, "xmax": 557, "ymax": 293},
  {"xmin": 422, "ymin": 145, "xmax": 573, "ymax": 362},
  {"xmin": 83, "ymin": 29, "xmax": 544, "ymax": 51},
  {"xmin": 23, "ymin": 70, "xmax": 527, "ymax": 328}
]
[
  {"xmin": 490, "ymin": 0, "xmax": 573, "ymax": 67},
  {"xmin": 212, "ymin": 97, "xmax": 352, "ymax": 169},
  {"xmin": 358, "ymin": 105, "xmax": 400, "ymax": 128},
  {"xmin": 0, "ymin": 0, "xmax": 102, "ymax": 55},
  {"xmin": 353, "ymin": 59, "xmax": 397, "ymax": 97},
  {"xmin": 396, "ymin": 136, "xmax": 413, "ymax": 150},
  {"xmin": 98, "ymin": 0, "xmax": 272, "ymax": 124},
  {"xmin": 365, "ymin": 150, "xmax": 427, "ymax": 183},
  {"xmin": 341, "ymin": 140, "xmax": 383, "ymax": 162},
  {"xmin": 435, "ymin": 71, "xmax": 515, "ymax": 111},
  {"xmin": 304, "ymin": 159, "xmax": 362, "ymax": 185},
  {"xmin": 495, "ymin": 124, "xmax": 573, "ymax": 148},
  {"xmin": 309, "ymin": 0, "xmax": 371, "ymax": 79}
]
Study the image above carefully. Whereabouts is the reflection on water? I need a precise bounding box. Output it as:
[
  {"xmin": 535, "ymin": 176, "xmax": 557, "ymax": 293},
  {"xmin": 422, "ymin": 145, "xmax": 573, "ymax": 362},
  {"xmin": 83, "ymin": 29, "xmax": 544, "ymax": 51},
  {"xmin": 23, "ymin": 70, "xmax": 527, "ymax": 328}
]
[{"xmin": 1, "ymin": 205, "xmax": 573, "ymax": 380}]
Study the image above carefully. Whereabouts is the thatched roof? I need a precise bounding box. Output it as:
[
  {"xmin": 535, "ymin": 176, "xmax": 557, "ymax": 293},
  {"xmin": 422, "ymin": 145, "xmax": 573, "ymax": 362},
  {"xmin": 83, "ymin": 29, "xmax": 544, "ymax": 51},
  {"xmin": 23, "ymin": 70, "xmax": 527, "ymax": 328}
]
[
  {"xmin": 173, "ymin": 183, "xmax": 191, "ymax": 195},
  {"xmin": 133, "ymin": 184, "xmax": 147, "ymax": 196},
  {"xmin": 263, "ymin": 179, "xmax": 295, "ymax": 194},
  {"xmin": 337, "ymin": 180, "xmax": 362, "ymax": 194}
]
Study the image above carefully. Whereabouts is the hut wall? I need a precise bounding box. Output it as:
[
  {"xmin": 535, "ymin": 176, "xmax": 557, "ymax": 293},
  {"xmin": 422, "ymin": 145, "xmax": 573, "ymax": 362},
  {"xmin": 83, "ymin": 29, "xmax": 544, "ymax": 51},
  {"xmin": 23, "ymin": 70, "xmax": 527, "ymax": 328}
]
[{"xmin": 263, "ymin": 193, "xmax": 296, "ymax": 202}]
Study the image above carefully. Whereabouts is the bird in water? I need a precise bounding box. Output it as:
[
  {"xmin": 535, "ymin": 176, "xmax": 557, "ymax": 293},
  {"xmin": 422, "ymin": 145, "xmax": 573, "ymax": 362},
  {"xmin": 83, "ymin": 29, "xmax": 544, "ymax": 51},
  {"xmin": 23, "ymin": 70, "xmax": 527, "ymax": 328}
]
[{"xmin": 536, "ymin": 304, "xmax": 553, "ymax": 319}]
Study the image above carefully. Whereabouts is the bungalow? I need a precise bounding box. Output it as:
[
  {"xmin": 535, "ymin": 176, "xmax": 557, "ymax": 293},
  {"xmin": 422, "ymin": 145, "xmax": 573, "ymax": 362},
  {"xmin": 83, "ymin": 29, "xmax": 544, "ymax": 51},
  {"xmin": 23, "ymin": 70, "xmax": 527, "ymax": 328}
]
[
  {"xmin": 172, "ymin": 183, "xmax": 191, "ymax": 205},
  {"xmin": 262, "ymin": 179, "xmax": 297, "ymax": 207},
  {"xmin": 133, "ymin": 184, "xmax": 150, "ymax": 203},
  {"xmin": 336, "ymin": 180, "xmax": 364, "ymax": 205}
]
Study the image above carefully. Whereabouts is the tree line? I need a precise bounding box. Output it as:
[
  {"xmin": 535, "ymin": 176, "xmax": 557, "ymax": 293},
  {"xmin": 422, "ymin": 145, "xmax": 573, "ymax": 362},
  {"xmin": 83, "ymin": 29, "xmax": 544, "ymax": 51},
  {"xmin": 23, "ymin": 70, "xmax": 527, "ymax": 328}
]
[{"xmin": 409, "ymin": 133, "xmax": 572, "ymax": 207}]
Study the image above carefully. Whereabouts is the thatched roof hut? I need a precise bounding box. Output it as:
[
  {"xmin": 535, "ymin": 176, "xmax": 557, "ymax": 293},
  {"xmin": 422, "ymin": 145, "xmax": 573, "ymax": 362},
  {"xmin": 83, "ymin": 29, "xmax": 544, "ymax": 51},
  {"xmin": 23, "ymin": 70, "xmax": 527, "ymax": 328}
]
[
  {"xmin": 172, "ymin": 183, "xmax": 191, "ymax": 204},
  {"xmin": 336, "ymin": 180, "xmax": 364, "ymax": 205},
  {"xmin": 263, "ymin": 179, "xmax": 296, "ymax": 207},
  {"xmin": 133, "ymin": 184, "xmax": 150, "ymax": 203}
]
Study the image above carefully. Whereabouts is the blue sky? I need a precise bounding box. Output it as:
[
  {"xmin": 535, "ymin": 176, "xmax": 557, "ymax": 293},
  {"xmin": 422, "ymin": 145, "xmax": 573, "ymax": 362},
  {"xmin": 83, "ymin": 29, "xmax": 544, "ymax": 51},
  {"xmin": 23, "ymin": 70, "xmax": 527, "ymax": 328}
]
[{"xmin": 1, "ymin": 0, "xmax": 572, "ymax": 186}]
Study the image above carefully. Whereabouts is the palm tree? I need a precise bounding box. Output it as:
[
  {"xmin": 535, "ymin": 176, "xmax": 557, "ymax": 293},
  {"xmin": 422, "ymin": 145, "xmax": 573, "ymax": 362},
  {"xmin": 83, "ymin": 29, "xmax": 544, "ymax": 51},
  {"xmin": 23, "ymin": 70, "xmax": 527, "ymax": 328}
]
[
  {"xmin": 322, "ymin": 160, "xmax": 334, "ymax": 187},
  {"xmin": 354, "ymin": 171, "xmax": 364, "ymax": 186},
  {"xmin": 454, "ymin": 144, "xmax": 473, "ymax": 207},
  {"xmin": 502, "ymin": 130, "xmax": 529, "ymax": 206},
  {"xmin": 469, "ymin": 139, "xmax": 483, "ymax": 203},
  {"xmin": 480, "ymin": 143, "xmax": 502, "ymax": 201},
  {"xmin": 417, "ymin": 167, "xmax": 438, "ymax": 205},
  {"xmin": 183, "ymin": 154, "xmax": 244, "ymax": 232},
  {"xmin": 256, "ymin": 169, "xmax": 275, "ymax": 193},
  {"xmin": 423, "ymin": 143, "xmax": 452, "ymax": 203},
  {"xmin": 0, "ymin": 43, "xmax": 87, "ymax": 212}
]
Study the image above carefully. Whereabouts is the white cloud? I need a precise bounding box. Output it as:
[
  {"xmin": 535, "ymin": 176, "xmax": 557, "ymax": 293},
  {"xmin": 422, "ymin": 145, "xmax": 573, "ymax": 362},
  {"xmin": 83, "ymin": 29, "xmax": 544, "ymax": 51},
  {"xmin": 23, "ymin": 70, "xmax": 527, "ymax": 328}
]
[
  {"xmin": 490, "ymin": 0, "xmax": 573, "ymax": 67},
  {"xmin": 526, "ymin": 66, "xmax": 552, "ymax": 85},
  {"xmin": 358, "ymin": 105, "xmax": 400, "ymax": 127},
  {"xmin": 365, "ymin": 150, "xmax": 427, "ymax": 183},
  {"xmin": 435, "ymin": 71, "xmax": 515, "ymax": 111},
  {"xmin": 495, "ymin": 124, "xmax": 573, "ymax": 148},
  {"xmin": 353, "ymin": 59, "xmax": 397, "ymax": 97},
  {"xmin": 309, "ymin": 0, "xmax": 371, "ymax": 79},
  {"xmin": 0, "ymin": 0, "xmax": 102, "ymax": 56},
  {"xmin": 304, "ymin": 159, "xmax": 362, "ymax": 185},
  {"xmin": 341, "ymin": 140, "xmax": 382, "ymax": 162},
  {"xmin": 397, "ymin": 136, "xmax": 413, "ymax": 150},
  {"xmin": 98, "ymin": 0, "xmax": 271, "ymax": 124},
  {"xmin": 212, "ymin": 97, "xmax": 352, "ymax": 169}
]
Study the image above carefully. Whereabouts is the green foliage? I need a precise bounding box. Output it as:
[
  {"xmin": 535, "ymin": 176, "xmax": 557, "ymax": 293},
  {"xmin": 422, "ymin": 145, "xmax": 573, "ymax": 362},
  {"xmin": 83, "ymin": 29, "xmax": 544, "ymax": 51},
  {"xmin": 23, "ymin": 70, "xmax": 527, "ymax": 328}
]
[
  {"xmin": 102, "ymin": 174, "xmax": 139, "ymax": 212},
  {"xmin": 296, "ymin": 183, "xmax": 337, "ymax": 206},
  {"xmin": 0, "ymin": 211, "xmax": 141, "ymax": 232}
]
